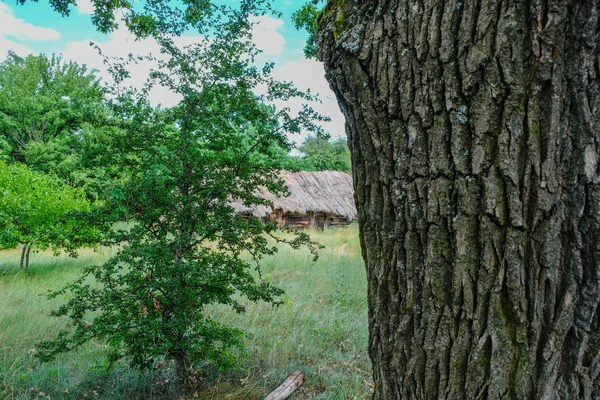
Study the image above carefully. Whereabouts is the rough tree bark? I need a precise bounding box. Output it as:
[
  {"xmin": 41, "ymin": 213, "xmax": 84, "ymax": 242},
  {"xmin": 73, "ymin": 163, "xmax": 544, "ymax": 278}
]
[{"xmin": 317, "ymin": 1, "xmax": 600, "ymax": 399}]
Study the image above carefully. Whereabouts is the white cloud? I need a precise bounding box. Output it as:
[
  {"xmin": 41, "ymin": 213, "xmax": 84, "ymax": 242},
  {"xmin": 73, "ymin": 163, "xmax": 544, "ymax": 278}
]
[
  {"xmin": 62, "ymin": 25, "xmax": 202, "ymax": 107},
  {"xmin": 0, "ymin": 3, "xmax": 60, "ymax": 41},
  {"xmin": 76, "ymin": 0, "xmax": 95, "ymax": 15},
  {"xmin": 60, "ymin": 13, "xmax": 288, "ymax": 108},
  {"xmin": 249, "ymin": 15, "xmax": 285, "ymax": 56},
  {"xmin": 269, "ymin": 58, "xmax": 346, "ymax": 145},
  {"xmin": 0, "ymin": 36, "xmax": 35, "ymax": 61}
]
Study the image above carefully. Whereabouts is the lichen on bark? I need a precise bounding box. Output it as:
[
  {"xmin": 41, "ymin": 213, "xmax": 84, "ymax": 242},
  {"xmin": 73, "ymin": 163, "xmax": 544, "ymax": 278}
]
[{"xmin": 316, "ymin": 0, "xmax": 356, "ymax": 41}]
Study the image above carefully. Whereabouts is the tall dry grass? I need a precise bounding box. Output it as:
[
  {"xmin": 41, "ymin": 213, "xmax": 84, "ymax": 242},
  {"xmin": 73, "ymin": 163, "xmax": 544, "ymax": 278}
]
[{"xmin": 0, "ymin": 226, "xmax": 370, "ymax": 399}]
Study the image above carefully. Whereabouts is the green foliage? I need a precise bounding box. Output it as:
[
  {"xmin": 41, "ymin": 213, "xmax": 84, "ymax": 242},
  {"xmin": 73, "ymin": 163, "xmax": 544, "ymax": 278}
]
[
  {"xmin": 36, "ymin": 2, "xmax": 324, "ymax": 389},
  {"xmin": 0, "ymin": 161, "xmax": 98, "ymax": 268},
  {"xmin": 293, "ymin": 134, "xmax": 351, "ymax": 173},
  {"xmin": 292, "ymin": 1, "xmax": 321, "ymax": 59},
  {"xmin": 251, "ymin": 134, "xmax": 351, "ymax": 173},
  {"xmin": 292, "ymin": 0, "xmax": 327, "ymax": 59},
  {"xmin": 0, "ymin": 52, "xmax": 104, "ymax": 162},
  {"xmin": 293, "ymin": 0, "xmax": 353, "ymax": 59},
  {"xmin": 16, "ymin": 0, "xmax": 278, "ymax": 37},
  {"xmin": 0, "ymin": 52, "xmax": 122, "ymax": 199}
]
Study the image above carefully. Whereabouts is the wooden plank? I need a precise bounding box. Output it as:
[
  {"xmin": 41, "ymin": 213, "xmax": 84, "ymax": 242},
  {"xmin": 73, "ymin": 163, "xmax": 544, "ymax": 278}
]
[{"xmin": 264, "ymin": 371, "xmax": 304, "ymax": 400}]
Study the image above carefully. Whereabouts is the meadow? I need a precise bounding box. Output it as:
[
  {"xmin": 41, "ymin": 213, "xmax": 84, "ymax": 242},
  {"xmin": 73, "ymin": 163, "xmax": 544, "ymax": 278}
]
[{"xmin": 0, "ymin": 226, "xmax": 371, "ymax": 400}]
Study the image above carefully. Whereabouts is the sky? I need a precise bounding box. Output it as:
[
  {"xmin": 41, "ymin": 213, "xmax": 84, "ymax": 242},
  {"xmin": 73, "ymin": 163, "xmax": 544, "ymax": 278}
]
[{"xmin": 0, "ymin": 0, "xmax": 346, "ymax": 145}]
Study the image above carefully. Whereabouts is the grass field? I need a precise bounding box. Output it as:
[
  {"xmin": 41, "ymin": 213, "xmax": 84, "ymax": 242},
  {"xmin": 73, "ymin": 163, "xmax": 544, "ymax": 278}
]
[{"xmin": 0, "ymin": 226, "xmax": 371, "ymax": 399}]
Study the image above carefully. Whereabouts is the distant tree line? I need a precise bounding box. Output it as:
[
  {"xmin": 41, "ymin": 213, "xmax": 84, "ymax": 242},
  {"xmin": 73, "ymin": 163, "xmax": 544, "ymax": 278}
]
[
  {"xmin": 0, "ymin": 52, "xmax": 351, "ymax": 196},
  {"xmin": 286, "ymin": 134, "xmax": 351, "ymax": 174}
]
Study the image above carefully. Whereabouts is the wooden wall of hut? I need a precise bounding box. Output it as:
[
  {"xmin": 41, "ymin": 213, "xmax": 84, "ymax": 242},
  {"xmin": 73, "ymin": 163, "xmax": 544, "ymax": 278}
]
[
  {"xmin": 323, "ymin": 213, "xmax": 351, "ymax": 229},
  {"xmin": 284, "ymin": 213, "xmax": 312, "ymax": 230},
  {"xmin": 265, "ymin": 210, "xmax": 351, "ymax": 230}
]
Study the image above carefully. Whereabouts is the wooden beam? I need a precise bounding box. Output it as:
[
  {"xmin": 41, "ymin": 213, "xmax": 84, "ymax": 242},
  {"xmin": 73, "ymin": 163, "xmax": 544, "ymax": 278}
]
[{"xmin": 264, "ymin": 371, "xmax": 304, "ymax": 400}]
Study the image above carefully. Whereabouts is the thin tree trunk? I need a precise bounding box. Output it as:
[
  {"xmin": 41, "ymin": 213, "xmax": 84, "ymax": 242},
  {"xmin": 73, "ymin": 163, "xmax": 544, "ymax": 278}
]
[
  {"xmin": 317, "ymin": 1, "xmax": 600, "ymax": 399},
  {"xmin": 19, "ymin": 244, "xmax": 27, "ymax": 269},
  {"xmin": 25, "ymin": 246, "xmax": 31, "ymax": 269}
]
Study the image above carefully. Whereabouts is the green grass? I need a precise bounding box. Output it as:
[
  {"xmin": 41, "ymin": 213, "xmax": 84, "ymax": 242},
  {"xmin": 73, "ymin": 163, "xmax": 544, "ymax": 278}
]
[{"xmin": 0, "ymin": 227, "xmax": 371, "ymax": 399}]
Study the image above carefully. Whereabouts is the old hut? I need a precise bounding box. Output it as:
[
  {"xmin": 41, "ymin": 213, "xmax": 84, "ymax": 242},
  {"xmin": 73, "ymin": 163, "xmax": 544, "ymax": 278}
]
[{"xmin": 233, "ymin": 171, "xmax": 357, "ymax": 229}]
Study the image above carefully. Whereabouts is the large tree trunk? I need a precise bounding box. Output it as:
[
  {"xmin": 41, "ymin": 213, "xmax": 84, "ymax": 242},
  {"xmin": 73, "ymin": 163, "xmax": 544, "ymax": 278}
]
[{"xmin": 317, "ymin": 1, "xmax": 600, "ymax": 398}]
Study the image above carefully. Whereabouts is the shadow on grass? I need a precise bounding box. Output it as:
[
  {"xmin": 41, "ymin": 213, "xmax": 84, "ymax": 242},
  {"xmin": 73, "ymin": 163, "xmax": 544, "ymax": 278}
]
[
  {"xmin": 0, "ymin": 249, "xmax": 109, "ymax": 281},
  {"xmin": 3, "ymin": 360, "xmax": 179, "ymax": 400},
  {"xmin": 4, "ymin": 356, "xmax": 273, "ymax": 400}
]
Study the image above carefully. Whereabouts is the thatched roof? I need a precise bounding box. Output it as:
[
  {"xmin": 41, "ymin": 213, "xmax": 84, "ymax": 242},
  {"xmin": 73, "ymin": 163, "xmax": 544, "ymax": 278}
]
[{"xmin": 233, "ymin": 171, "xmax": 357, "ymax": 220}]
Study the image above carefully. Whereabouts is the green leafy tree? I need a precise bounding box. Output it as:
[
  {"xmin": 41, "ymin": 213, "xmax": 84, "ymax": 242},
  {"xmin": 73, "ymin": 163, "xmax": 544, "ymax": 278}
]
[
  {"xmin": 0, "ymin": 52, "xmax": 104, "ymax": 162},
  {"xmin": 251, "ymin": 134, "xmax": 351, "ymax": 173},
  {"xmin": 0, "ymin": 161, "xmax": 98, "ymax": 268},
  {"xmin": 294, "ymin": 134, "xmax": 351, "ymax": 173},
  {"xmin": 38, "ymin": 3, "xmax": 324, "ymax": 389},
  {"xmin": 0, "ymin": 52, "xmax": 132, "ymax": 200},
  {"xmin": 291, "ymin": 1, "xmax": 321, "ymax": 58}
]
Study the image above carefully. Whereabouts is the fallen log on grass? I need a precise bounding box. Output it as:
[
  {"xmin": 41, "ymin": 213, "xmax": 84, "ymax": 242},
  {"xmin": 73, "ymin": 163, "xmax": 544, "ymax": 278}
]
[{"xmin": 264, "ymin": 370, "xmax": 304, "ymax": 400}]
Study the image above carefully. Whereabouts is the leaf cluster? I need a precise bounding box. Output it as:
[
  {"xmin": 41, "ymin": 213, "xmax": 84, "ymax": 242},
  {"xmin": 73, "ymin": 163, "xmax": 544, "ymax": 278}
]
[{"xmin": 292, "ymin": 1, "xmax": 323, "ymax": 59}]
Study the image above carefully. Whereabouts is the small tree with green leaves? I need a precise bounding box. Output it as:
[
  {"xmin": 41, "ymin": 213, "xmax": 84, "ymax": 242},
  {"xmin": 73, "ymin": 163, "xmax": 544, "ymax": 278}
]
[
  {"xmin": 37, "ymin": 2, "xmax": 324, "ymax": 389},
  {"xmin": 0, "ymin": 161, "xmax": 98, "ymax": 268}
]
